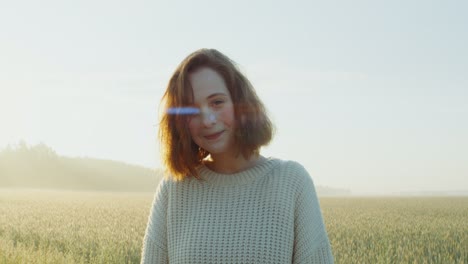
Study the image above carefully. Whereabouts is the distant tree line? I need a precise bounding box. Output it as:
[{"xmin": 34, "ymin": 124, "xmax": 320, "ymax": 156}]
[
  {"xmin": 0, "ymin": 141, "xmax": 351, "ymax": 195},
  {"xmin": 0, "ymin": 141, "xmax": 162, "ymax": 192}
]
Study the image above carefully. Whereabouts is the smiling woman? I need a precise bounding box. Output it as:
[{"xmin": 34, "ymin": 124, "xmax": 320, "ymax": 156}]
[
  {"xmin": 187, "ymin": 68, "xmax": 236, "ymax": 166},
  {"xmin": 159, "ymin": 49, "xmax": 274, "ymax": 180},
  {"xmin": 141, "ymin": 49, "xmax": 334, "ymax": 264}
]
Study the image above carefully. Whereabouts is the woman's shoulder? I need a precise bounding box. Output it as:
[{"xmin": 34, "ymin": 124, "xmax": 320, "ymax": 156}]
[
  {"xmin": 268, "ymin": 157, "xmax": 315, "ymax": 186},
  {"xmin": 153, "ymin": 174, "xmax": 179, "ymax": 193},
  {"xmin": 263, "ymin": 158, "xmax": 319, "ymax": 205},
  {"xmin": 270, "ymin": 157, "xmax": 311, "ymax": 176}
]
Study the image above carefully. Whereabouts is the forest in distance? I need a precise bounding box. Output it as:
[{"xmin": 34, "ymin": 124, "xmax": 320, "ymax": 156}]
[{"xmin": 0, "ymin": 141, "xmax": 351, "ymax": 196}]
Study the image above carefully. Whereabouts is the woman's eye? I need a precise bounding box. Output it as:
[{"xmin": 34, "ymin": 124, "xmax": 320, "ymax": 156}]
[{"xmin": 212, "ymin": 100, "xmax": 224, "ymax": 106}]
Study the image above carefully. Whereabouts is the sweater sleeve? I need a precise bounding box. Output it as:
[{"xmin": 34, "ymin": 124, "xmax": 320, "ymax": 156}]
[
  {"xmin": 141, "ymin": 178, "xmax": 169, "ymax": 264},
  {"xmin": 291, "ymin": 163, "xmax": 334, "ymax": 264}
]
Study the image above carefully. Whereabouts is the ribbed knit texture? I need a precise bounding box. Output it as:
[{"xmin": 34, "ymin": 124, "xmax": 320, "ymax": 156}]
[{"xmin": 141, "ymin": 158, "xmax": 334, "ymax": 264}]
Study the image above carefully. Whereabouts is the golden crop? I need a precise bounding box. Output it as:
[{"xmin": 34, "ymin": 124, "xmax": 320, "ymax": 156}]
[
  {"xmin": 0, "ymin": 190, "xmax": 466, "ymax": 263},
  {"xmin": 322, "ymin": 197, "xmax": 467, "ymax": 263}
]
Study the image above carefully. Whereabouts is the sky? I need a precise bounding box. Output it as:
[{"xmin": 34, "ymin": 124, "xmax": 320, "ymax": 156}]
[{"xmin": 1, "ymin": 0, "xmax": 467, "ymax": 195}]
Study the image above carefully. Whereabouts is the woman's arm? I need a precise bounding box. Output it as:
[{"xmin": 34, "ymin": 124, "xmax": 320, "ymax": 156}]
[
  {"xmin": 141, "ymin": 178, "xmax": 169, "ymax": 264},
  {"xmin": 292, "ymin": 163, "xmax": 334, "ymax": 264}
]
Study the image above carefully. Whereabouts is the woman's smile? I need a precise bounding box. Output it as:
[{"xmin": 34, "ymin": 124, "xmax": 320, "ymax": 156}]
[{"xmin": 204, "ymin": 130, "xmax": 224, "ymax": 140}]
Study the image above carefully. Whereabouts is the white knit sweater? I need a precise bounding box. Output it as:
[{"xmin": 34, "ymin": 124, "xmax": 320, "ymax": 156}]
[{"xmin": 141, "ymin": 158, "xmax": 334, "ymax": 263}]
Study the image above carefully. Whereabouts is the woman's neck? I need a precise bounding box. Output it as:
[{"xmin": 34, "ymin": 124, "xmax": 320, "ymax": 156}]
[{"xmin": 204, "ymin": 153, "xmax": 265, "ymax": 174}]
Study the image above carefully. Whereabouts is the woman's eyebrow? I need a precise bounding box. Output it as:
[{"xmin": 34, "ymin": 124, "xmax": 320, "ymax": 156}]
[{"xmin": 206, "ymin": 93, "xmax": 228, "ymax": 99}]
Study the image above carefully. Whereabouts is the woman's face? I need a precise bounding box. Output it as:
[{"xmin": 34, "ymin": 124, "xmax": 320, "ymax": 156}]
[{"xmin": 187, "ymin": 67, "xmax": 236, "ymax": 157}]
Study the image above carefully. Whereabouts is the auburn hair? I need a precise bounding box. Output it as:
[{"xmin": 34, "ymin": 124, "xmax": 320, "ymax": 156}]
[{"xmin": 159, "ymin": 48, "xmax": 273, "ymax": 181}]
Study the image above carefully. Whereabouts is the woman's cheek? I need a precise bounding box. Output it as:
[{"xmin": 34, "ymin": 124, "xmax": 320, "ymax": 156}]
[
  {"xmin": 187, "ymin": 118, "xmax": 198, "ymax": 135},
  {"xmin": 219, "ymin": 104, "xmax": 235, "ymax": 127}
]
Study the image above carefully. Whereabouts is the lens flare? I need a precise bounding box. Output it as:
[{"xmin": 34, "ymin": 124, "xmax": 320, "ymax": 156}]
[
  {"xmin": 209, "ymin": 113, "xmax": 216, "ymax": 122},
  {"xmin": 166, "ymin": 107, "xmax": 200, "ymax": 115}
]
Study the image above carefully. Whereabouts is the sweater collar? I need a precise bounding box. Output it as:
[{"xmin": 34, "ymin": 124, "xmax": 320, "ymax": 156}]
[{"xmin": 198, "ymin": 157, "xmax": 279, "ymax": 187}]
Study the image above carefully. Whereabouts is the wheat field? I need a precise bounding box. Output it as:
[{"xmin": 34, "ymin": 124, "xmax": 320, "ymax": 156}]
[{"xmin": 0, "ymin": 190, "xmax": 466, "ymax": 263}]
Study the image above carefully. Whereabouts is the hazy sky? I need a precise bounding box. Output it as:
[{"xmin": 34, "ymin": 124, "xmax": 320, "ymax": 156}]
[{"xmin": 1, "ymin": 0, "xmax": 467, "ymax": 194}]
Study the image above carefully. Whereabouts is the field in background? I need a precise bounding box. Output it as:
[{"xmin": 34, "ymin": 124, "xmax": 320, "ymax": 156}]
[
  {"xmin": 0, "ymin": 190, "xmax": 151, "ymax": 263},
  {"xmin": 322, "ymin": 197, "xmax": 467, "ymax": 263},
  {"xmin": 0, "ymin": 190, "xmax": 466, "ymax": 263}
]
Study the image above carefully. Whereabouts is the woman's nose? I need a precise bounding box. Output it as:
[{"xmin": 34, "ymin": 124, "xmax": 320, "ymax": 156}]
[{"xmin": 201, "ymin": 109, "xmax": 217, "ymax": 127}]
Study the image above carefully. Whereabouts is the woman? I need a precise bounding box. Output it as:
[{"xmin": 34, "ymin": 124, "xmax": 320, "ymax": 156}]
[{"xmin": 141, "ymin": 49, "xmax": 334, "ymax": 263}]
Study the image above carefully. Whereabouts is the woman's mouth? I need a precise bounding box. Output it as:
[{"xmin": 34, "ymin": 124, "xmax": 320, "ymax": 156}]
[{"xmin": 204, "ymin": 131, "xmax": 224, "ymax": 140}]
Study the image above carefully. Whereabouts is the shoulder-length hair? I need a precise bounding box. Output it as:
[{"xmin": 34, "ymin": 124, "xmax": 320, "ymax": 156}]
[{"xmin": 159, "ymin": 48, "xmax": 273, "ymax": 181}]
